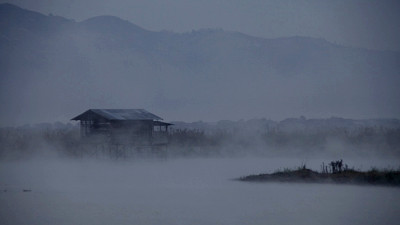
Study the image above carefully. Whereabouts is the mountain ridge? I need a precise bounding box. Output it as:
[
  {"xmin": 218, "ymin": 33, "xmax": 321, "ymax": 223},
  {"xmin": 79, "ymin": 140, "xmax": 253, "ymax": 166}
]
[
  {"xmin": 0, "ymin": 3, "xmax": 399, "ymax": 126},
  {"xmin": 2, "ymin": 3, "xmax": 394, "ymax": 53}
]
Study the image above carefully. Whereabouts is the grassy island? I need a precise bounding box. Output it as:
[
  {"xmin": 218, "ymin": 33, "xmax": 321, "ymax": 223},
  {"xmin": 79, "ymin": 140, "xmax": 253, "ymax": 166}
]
[{"xmin": 238, "ymin": 161, "xmax": 400, "ymax": 187}]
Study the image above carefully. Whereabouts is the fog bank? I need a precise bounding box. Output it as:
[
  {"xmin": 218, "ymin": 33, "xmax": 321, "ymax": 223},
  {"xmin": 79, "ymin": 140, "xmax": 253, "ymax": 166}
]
[{"xmin": 1, "ymin": 158, "xmax": 400, "ymax": 225}]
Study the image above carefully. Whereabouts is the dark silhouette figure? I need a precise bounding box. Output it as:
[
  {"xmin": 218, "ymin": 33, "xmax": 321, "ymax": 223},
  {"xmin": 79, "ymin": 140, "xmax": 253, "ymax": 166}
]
[{"xmin": 329, "ymin": 159, "xmax": 344, "ymax": 174}]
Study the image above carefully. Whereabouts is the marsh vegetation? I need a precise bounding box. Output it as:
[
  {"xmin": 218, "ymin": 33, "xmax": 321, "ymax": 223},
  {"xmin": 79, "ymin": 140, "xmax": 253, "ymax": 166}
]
[
  {"xmin": 1, "ymin": 118, "xmax": 399, "ymax": 160},
  {"xmin": 239, "ymin": 160, "xmax": 400, "ymax": 187}
]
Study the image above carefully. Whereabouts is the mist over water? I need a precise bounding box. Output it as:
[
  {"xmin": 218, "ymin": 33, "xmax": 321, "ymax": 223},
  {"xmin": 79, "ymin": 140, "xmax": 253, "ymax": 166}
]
[
  {"xmin": 1, "ymin": 2, "xmax": 400, "ymax": 224},
  {"xmin": 1, "ymin": 117, "xmax": 399, "ymax": 224},
  {"xmin": 1, "ymin": 156, "xmax": 400, "ymax": 225}
]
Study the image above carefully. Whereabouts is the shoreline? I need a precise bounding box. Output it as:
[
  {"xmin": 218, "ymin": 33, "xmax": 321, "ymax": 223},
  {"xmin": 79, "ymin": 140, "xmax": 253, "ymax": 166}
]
[{"xmin": 238, "ymin": 167, "xmax": 400, "ymax": 187}]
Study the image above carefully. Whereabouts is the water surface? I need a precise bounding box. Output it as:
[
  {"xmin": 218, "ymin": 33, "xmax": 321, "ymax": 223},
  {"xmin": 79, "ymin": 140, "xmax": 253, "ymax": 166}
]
[{"xmin": 1, "ymin": 157, "xmax": 399, "ymax": 225}]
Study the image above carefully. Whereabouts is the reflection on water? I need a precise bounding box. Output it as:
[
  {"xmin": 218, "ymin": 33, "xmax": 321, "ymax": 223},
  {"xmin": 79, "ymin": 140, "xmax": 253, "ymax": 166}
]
[{"xmin": 1, "ymin": 157, "xmax": 400, "ymax": 225}]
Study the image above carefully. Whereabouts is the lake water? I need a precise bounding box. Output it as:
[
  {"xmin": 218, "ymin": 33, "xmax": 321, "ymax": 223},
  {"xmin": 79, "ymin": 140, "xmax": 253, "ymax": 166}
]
[{"xmin": 1, "ymin": 157, "xmax": 400, "ymax": 225}]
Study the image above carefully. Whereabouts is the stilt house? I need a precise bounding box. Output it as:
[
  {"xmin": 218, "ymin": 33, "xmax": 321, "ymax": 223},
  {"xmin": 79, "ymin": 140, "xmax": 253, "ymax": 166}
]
[{"xmin": 72, "ymin": 109, "xmax": 172, "ymax": 146}]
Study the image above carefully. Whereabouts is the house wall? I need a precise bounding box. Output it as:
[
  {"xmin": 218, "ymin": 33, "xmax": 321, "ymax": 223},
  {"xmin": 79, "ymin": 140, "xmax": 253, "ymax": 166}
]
[{"xmin": 79, "ymin": 119, "xmax": 169, "ymax": 146}]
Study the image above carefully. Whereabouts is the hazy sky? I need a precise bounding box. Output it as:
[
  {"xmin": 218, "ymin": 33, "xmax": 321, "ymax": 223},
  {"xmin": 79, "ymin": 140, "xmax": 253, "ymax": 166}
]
[
  {"xmin": 2, "ymin": 0, "xmax": 400, "ymax": 51},
  {"xmin": 1, "ymin": 0, "xmax": 400, "ymax": 125}
]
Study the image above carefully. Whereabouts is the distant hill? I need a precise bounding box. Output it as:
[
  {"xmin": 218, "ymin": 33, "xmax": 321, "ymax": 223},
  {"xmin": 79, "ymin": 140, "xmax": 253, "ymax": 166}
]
[{"xmin": 0, "ymin": 3, "xmax": 399, "ymax": 125}]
